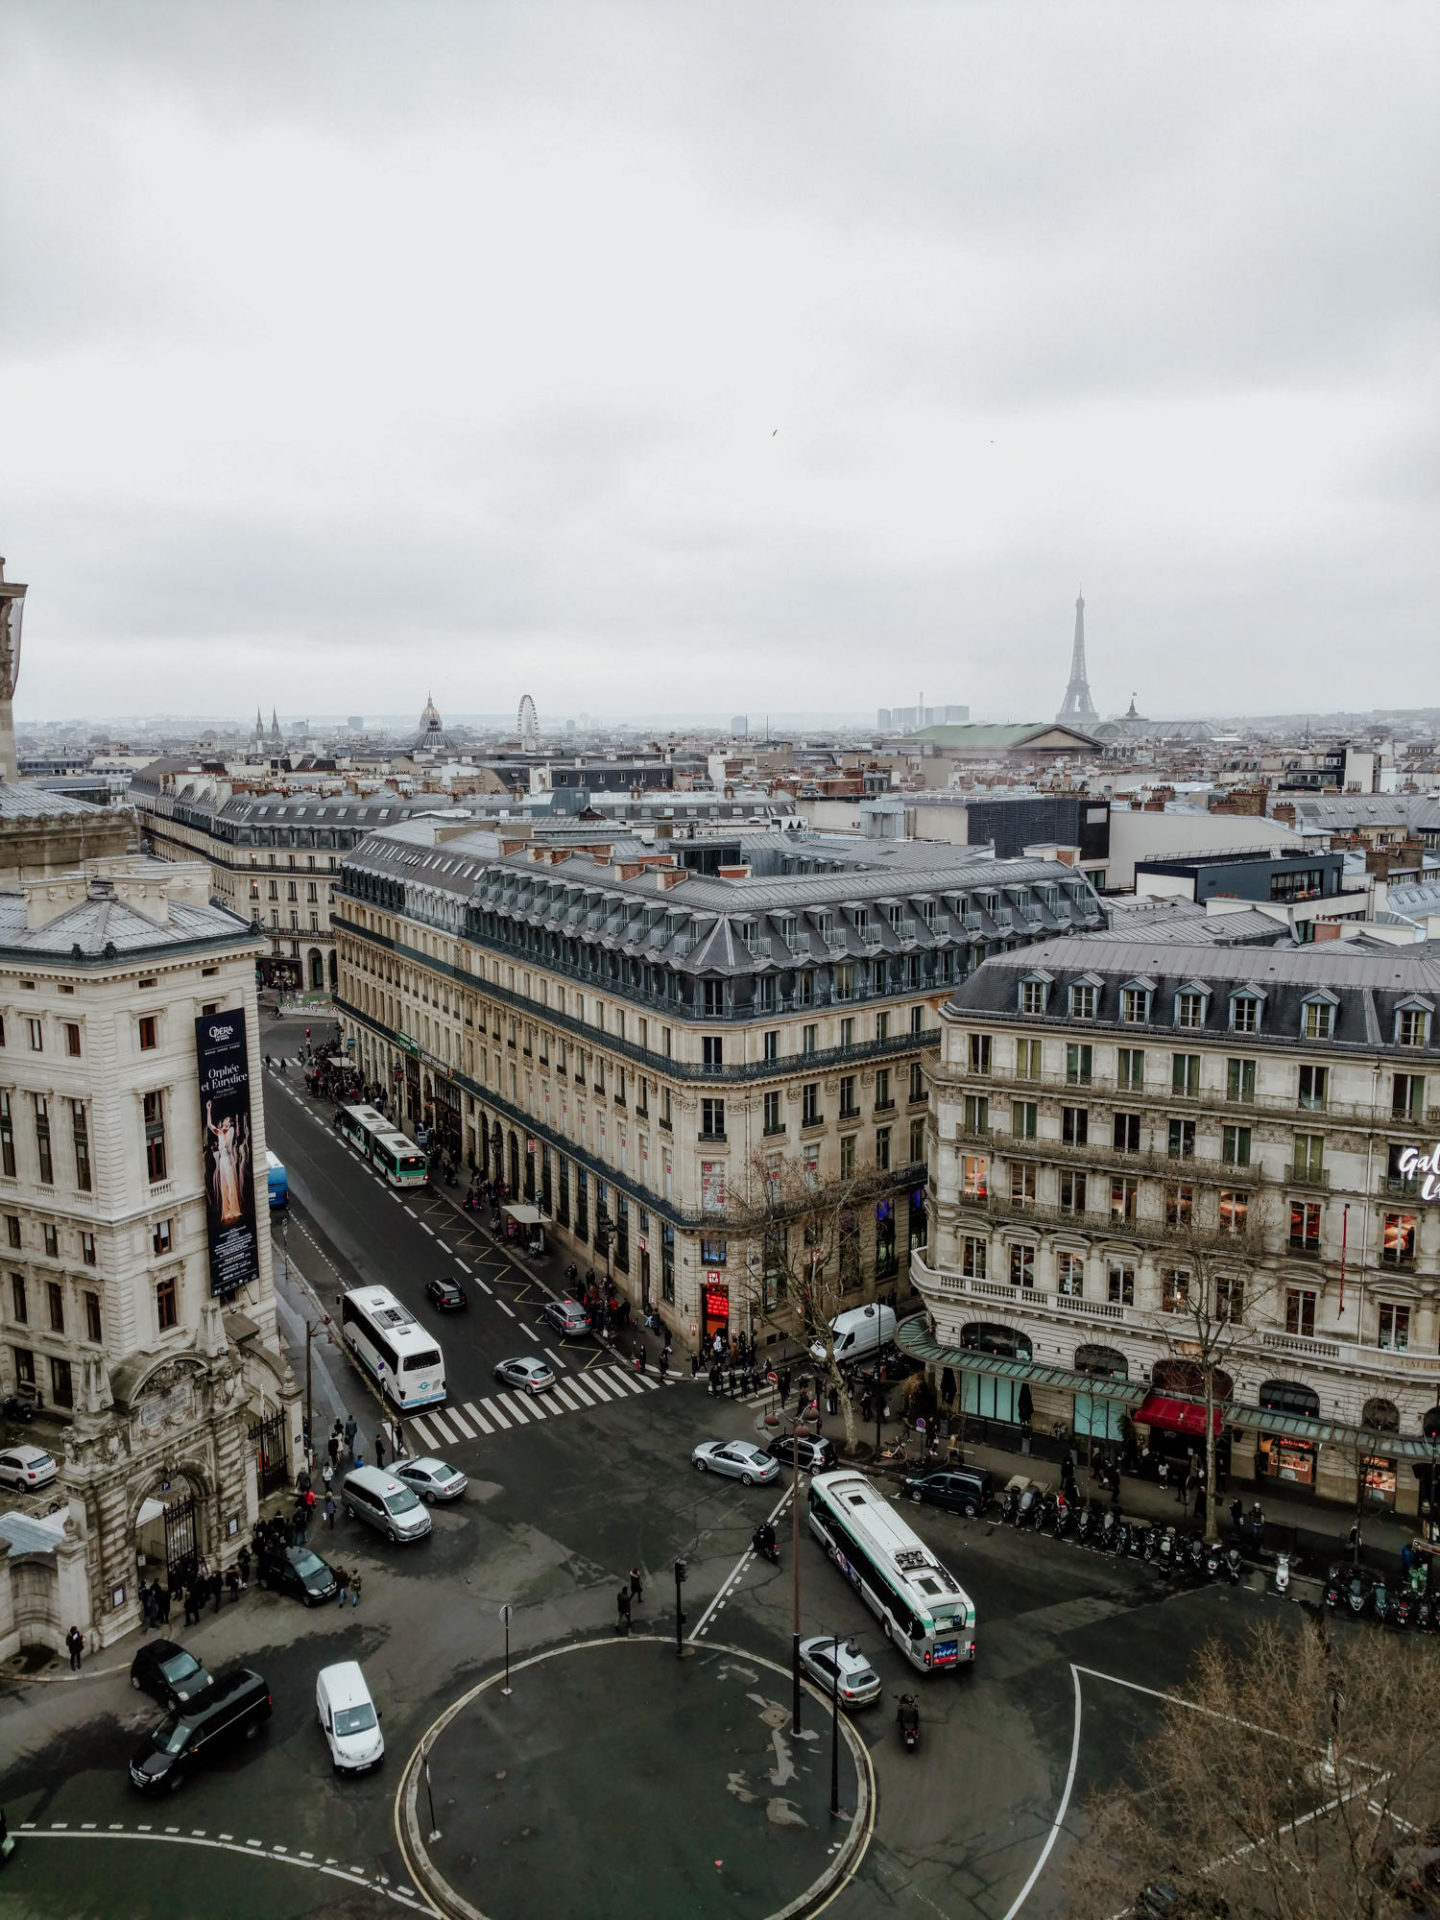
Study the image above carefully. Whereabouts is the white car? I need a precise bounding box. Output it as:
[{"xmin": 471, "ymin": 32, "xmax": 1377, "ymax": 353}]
[
  {"xmin": 691, "ymin": 1440, "xmax": 780, "ymax": 1487},
  {"xmin": 316, "ymin": 1660, "xmax": 384, "ymax": 1775},
  {"xmin": 394, "ymin": 1456, "xmax": 467, "ymax": 1503},
  {"xmin": 798, "ymin": 1636, "xmax": 882, "ymax": 1710},
  {"xmin": 493, "ymin": 1356, "xmax": 556, "ymax": 1395},
  {"xmin": 0, "ymin": 1444, "xmax": 58, "ymax": 1492}
]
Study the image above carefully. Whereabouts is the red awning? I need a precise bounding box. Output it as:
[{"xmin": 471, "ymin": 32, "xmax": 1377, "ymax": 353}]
[{"xmin": 1136, "ymin": 1392, "xmax": 1223, "ymax": 1439}]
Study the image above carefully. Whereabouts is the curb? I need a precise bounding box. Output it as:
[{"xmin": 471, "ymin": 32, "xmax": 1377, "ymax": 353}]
[{"xmin": 393, "ymin": 1634, "xmax": 874, "ymax": 1920}]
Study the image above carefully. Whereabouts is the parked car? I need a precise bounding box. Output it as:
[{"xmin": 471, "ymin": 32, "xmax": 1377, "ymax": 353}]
[
  {"xmin": 0, "ymin": 1444, "xmax": 58, "ymax": 1492},
  {"xmin": 257, "ymin": 1544, "xmax": 339, "ymax": 1606},
  {"xmin": 129, "ymin": 1667, "xmax": 272, "ymax": 1794},
  {"xmin": 543, "ymin": 1299, "xmax": 591, "ymax": 1337},
  {"xmin": 424, "ymin": 1278, "xmax": 467, "ymax": 1312},
  {"xmin": 493, "ymin": 1356, "xmax": 556, "ymax": 1395},
  {"xmin": 129, "ymin": 1639, "xmax": 212, "ymax": 1707},
  {"xmin": 797, "ymin": 1635, "xmax": 882, "ymax": 1709},
  {"xmin": 766, "ymin": 1434, "xmax": 838, "ymax": 1474},
  {"xmin": 901, "ymin": 1467, "xmax": 995, "ymax": 1519},
  {"xmin": 393, "ymin": 1456, "xmax": 467, "ymax": 1503},
  {"xmin": 316, "ymin": 1660, "xmax": 384, "ymax": 1775},
  {"xmin": 691, "ymin": 1440, "xmax": 780, "ymax": 1486}
]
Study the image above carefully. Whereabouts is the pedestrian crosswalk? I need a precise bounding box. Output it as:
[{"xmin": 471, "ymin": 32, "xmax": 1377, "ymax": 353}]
[{"xmin": 405, "ymin": 1364, "xmax": 673, "ymax": 1453}]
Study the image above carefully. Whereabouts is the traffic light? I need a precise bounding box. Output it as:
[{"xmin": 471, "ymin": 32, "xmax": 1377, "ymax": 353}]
[{"xmin": 674, "ymin": 1558, "xmax": 687, "ymax": 1585}]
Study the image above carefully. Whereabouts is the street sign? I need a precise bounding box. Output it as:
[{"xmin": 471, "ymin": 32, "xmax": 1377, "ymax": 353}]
[{"xmin": 498, "ymin": 1603, "xmax": 514, "ymax": 1625}]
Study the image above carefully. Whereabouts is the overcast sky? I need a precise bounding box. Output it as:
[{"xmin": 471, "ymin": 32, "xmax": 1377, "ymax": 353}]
[{"xmin": 3, "ymin": 2, "xmax": 1436, "ymax": 726}]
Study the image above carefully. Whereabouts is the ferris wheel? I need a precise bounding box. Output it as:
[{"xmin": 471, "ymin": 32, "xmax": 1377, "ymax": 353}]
[{"xmin": 517, "ymin": 694, "xmax": 539, "ymax": 752}]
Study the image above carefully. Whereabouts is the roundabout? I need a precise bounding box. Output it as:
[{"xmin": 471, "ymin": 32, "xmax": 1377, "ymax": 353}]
[{"xmin": 394, "ymin": 1635, "xmax": 875, "ymax": 1920}]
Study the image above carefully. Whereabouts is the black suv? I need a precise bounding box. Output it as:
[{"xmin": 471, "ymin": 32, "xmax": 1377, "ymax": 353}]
[
  {"xmin": 256, "ymin": 1543, "xmax": 339, "ymax": 1606},
  {"xmin": 901, "ymin": 1467, "xmax": 995, "ymax": 1519},
  {"xmin": 129, "ymin": 1639, "xmax": 212, "ymax": 1707},
  {"xmin": 129, "ymin": 1667, "xmax": 272, "ymax": 1794},
  {"xmin": 424, "ymin": 1277, "xmax": 467, "ymax": 1312}
]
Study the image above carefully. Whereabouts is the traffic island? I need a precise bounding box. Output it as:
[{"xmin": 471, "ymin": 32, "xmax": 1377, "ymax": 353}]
[{"xmin": 397, "ymin": 1635, "xmax": 873, "ymax": 1920}]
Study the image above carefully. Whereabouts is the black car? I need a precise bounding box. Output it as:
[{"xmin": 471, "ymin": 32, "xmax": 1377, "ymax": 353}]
[
  {"xmin": 902, "ymin": 1467, "xmax": 995, "ymax": 1519},
  {"xmin": 256, "ymin": 1544, "xmax": 339, "ymax": 1606},
  {"xmin": 129, "ymin": 1639, "xmax": 212, "ymax": 1707},
  {"xmin": 424, "ymin": 1278, "xmax": 467, "ymax": 1312},
  {"xmin": 129, "ymin": 1666, "xmax": 272, "ymax": 1795},
  {"xmin": 766, "ymin": 1433, "xmax": 838, "ymax": 1474}
]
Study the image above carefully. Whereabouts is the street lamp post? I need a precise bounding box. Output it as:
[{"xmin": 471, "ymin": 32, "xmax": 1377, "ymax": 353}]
[
  {"xmin": 674, "ymin": 1557, "xmax": 687, "ymax": 1659},
  {"xmin": 765, "ymin": 1395, "xmax": 820, "ymax": 1738},
  {"xmin": 829, "ymin": 1628, "xmax": 841, "ymax": 1817}
]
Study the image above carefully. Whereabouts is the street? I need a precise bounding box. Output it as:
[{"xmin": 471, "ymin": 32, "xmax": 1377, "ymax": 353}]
[{"xmin": 0, "ymin": 1025, "xmax": 1298, "ymax": 1920}]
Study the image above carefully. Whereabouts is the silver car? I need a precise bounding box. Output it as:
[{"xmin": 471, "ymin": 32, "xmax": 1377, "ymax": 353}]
[
  {"xmin": 0, "ymin": 1444, "xmax": 58, "ymax": 1492},
  {"xmin": 798, "ymin": 1636, "xmax": 882, "ymax": 1709},
  {"xmin": 393, "ymin": 1456, "xmax": 468, "ymax": 1503},
  {"xmin": 691, "ymin": 1440, "xmax": 780, "ymax": 1487},
  {"xmin": 493, "ymin": 1356, "xmax": 556, "ymax": 1395}
]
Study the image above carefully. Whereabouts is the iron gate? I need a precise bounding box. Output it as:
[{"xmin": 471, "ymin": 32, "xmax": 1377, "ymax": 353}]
[
  {"xmin": 249, "ymin": 1410, "xmax": 289, "ymax": 1497},
  {"xmin": 163, "ymin": 1495, "xmax": 197, "ymax": 1580}
]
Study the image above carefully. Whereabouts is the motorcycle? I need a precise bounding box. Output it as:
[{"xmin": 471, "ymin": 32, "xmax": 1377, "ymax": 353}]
[
  {"xmin": 1052, "ymin": 1495, "xmax": 1072, "ymax": 1541},
  {"xmin": 1273, "ymin": 1551, "xmax": 1292, "ymax": 1597},
  {"xmin": 752, "ymin": 1525, "xmax": 780, "ymax": 1567},
  {"xmin": 1030, "ymin": 1491, "xmax": 1051, "ymax": 1533},
  {"xmin": 1372, "ymin": 1574, "xmax": 1391, "ymax": 1626},
  {"xmin": 1098, "ymin": 1510, "xmax": 1118, "ymax": 1553},
  {"xmin": 1203, "ymin": 1540, "xmax": 1225, "ymax": 1582},
  {"xmin": 1416, "ymin": 1594, "xmax": 1440, "ymax": 1634},
  {"xmin": 0, "ymin": 1394, "xmax": 38, "ymax": 1424},
  {"xmin": 1076, "ymin": 1505, "xmax": 1094, "ymax": 1548},
  {"xmin": 1183, "ymin": 1534, "xmax": 1207, "ymax": 1579},
  {"xmin": 1223, "ymin": 1546, "xmax": 1243, "ymax": 1586},
  {"xmin": 1001, "ymin": 1487, "xmax": 1020, "ymax": 1526},
  {"xmin": 1016, "ymin": 1486, "xmax": 1041, "ymax": 1530},
  {"xmin": 1388, "ymin": 1586, "xmax": 1416, "ymax": 1631},
  {"xmin": 1156, "ymin": 1530, "xmax": 1176, "ymax": 1579},
  {"xmin": 896, "ymin": 1694, "xmax": 921, "ymax": 1754},
  {"xmin": 1113, "ymin": 1520, "xmax": 1130, "ymax": 1558}
]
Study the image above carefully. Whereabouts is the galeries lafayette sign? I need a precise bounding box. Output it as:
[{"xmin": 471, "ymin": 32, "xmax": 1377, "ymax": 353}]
[{"xmin": 1396, "ymin": 1146, "xmax": 1440, "ymax": 1200}]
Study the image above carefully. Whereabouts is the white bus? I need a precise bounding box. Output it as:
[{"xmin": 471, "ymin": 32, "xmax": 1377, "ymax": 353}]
[
  {"xmin": 807, "ymin": 1469, "xmax": 976, "ymax": 1673},
  {"xmin": 335, "ymin": 1105, "xmax": 429, "ymax": 1188},
  {"xmin": 340, "ymin": 1286, "xmax": 447, "ymax": 1412}
]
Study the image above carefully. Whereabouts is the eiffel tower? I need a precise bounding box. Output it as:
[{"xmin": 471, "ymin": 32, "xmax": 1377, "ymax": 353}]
[{"xmin": 1056, "ymin": 591, "xmax": 1098, "ymax": 725}]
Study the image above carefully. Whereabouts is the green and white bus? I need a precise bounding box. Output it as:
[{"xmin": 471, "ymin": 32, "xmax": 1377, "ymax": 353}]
[
  {"xmin": 807, "ymin": 1469, "xmax": 976, "ymax": 1673},
  {"xmin": 335, "ymin": 1104, "xmax": 429, "ymax": 1188}
]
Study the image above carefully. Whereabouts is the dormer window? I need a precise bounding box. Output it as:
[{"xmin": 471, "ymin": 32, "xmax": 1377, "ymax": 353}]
[
  {"xmin": 1069, "ymin": 982, "xmax": 1096, "ymax": 1020},
  {"xmin": 1120, "ymin": 986, "xmax": 1151, "ymax": 1024},
  {"xmin": 1018, "ymin": 974, "xmax": 1051, "ymax": 1016},
  {"xmin": 1301, "ymin": 995, "xmax": 1336, "ymax": 1041},
  {"xmin": 1397, "ymin": 1003, "xmax": 1431, "ymax": 1049},
  {"xmin": 1230, "ymin": 994, "xmax": 1261, "ymax": 1034},
  {"xmin": 1175, "ymin": 989, "xmax": 1207, "ymax": 1031}
]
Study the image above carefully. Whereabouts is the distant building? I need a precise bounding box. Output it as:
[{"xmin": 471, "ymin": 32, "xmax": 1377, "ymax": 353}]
[
  {"xmin": 347, "ymin": 716, "xmax": 364, "ymax": 732},
  {"xmin": 881, "ymin": 704, "xmax": 969, "ymax": 730}
]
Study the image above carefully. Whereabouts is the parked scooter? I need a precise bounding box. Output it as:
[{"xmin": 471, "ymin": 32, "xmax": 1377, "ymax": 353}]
[
  {"xmin": 1388, "ymin": 1585, "xmax": 1416, "ymax": 1631},
  {"xmin": 1076, "ymin": 1505, "xmax": 1094, "ymax": 1548},
  {"xmin": 1001, "ymin": 1486, "xmax": 1020, "ymax": 1527},
  {"xmin": 1223, "ymin": 1546, "xmax": 1243, "ymax": 1586},
  {"xmin": 1372, "ymin": 1573, "xmax": 1392, "ymax": 1625},
  {"xmin": 1016, "ymin": 1485, "xmax": 1042, "ymax": 1530},
  {"xmin": 1052, "ymin": 1494, "xmax": 1072, "ymax": 1541},
  {"xmin": 1128, "ymin": 1521, "xmax": 1150, "ymax": 1560},
  {"xmin": 1273, "ymin": 1551, "xmax": 1292, "ymax": 1597},
  {"xmin": 1203, "ymin": 1539, "xmax": 1225, "ymax": 1581},
  {"xmin": 1183, "ymin": 1534, "xmax": 1207, "ymax": 1579},
  {"xmin": 896, "ymin": 1694, "xmax": 921, "ymax": 1754},
  {"xmin": 1098, "ymin": 1510, "xmax": 1118, "ymax": 1553}
]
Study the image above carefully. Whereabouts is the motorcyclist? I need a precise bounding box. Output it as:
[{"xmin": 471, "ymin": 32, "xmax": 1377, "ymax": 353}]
[
  {"xmin": 897, "ymin": 1693, "xmax": 920, "ymax": 1740},
  {"xmin": 753, "ymin": 1520, "xmax": 778, "ymax": 1561}
]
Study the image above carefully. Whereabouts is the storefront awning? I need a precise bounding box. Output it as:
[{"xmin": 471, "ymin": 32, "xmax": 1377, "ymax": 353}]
[
  {"xmin": 1135, "ymin": 1392, "xmax": 1223, "ymax": 1439},
  {"xmin": 503, "ymin": 1204, "xmax": 544, "ymax": 1225},
  {"xmin": 898, "ymin": 1314, "xmax": 1440, "ymax": 1461}
]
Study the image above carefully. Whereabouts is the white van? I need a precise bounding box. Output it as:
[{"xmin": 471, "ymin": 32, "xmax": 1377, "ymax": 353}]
[
  {"xmin": 316, "ymin": 1661, "xmax": 384, "ymax": 1774},
  {"xmin": 341, "ymin": 1465, "xmax": 432, "ymax": 1543},
  {"xmin": 810, "ymin": 1302, "xmax": 897, "ymax": 1367}
]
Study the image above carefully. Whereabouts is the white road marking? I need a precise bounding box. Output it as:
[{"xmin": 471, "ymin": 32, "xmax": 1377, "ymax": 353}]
[
  {"xmin": 407, "ymin": 1415, "xmax": 437, "ymax": 1450},
  {"xmin": 483, "ymin": 1398, "xmax": 512, "ymax": 1430},
  {"xmin": 496, "ymin": 1392, "xmax": 535, "ymax": 1424},
  {"xmin": 425, "ymin": 1410, "xmax": 457, "ymax": 1445},
  {"xmin": 461, "ymin": 1401, "xmax": 493, "ymax": 1434},
  {"xmin": 543, "ymin": 1346, "xmax": 567, "ymax": 1371},
  {"xmin": 477, "ymin": 1280, "xmax": 494, "ymax": 1295},
  {"xmin": 551, "ymin": 1382, "xmax": 587, "ymax": 1412},
  {"xmin": 558, "ymin": 1374, "xmax": 599, "ymax": 1407},
  {"xmin": 454, "ymin": 1258, "xmax": 470, "ymax": 1274},
  {"xmin": 403, "ymin": 1205, "xmax": 417, "ymax": 1218},
  {"xmin": 445, "ymin": 1406, "xmax": 475, "ymax": 1440},
  {"xmin": 689, "ymin": 1484, "xmax": 794, "ymax": 1642},
  {"xmin": 419, "ymin": 1223, "xmax": 434, "ymax": 1237},
  {"xmin": 498, "ymin": 1300, "xmax": 516, "ymax": 1318},
  {"xmin": 15, "ymin": 1827, "xmax": 414, "ymax": 1906},
  {"xmin": 996, "ymin": 1665, "xmax": 1083, "ymax": 1920}
]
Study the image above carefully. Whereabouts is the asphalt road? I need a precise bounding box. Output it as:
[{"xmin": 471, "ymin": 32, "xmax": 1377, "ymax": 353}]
[{"xmin": 0, "ymin": 1025, "xmax": 1306, "ymax": 1920}]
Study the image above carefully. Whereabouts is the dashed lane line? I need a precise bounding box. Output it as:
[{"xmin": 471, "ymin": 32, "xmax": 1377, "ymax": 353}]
[
  {"xmin": 543, "ymin": 1346, "xmax": 567, "ymax": 1372},
  {"xmin": 16, "ymin": 1824, "xmax": 427, "ymax": 1910},
  {"xmin": 497, "ymin": 1300, "xmax": 516, "ymax": 1318},
  {"xmin": 688, "ymin": 1483, "xmax": 794, "ymax": 1643}
]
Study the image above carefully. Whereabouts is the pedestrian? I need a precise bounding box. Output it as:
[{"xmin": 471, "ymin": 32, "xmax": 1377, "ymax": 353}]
[
  {"xmin": 1157, "ymin": 1458, "xmax": 1169, "ymax": 1494},
  {"xmin": 184, "ymin": 1585, "xmax": 199, "ymax": 1626},
  {"xmin": 226, "ymin": 1569, "xmax": 240, "ymax": 1604},
  {"xmin": 324, "ymin": 1493, "xmax": 336, "ymax": 1529},
  {"xmin": 658, "ymin": 1347, "xmax": 669, "ymax": 1380},
  {"xmin": 351, "ymin": 1573, "xmax": 362, "ymax": 1609},
  {"xmin": 211, "ymin": 1572, "xmax": 223, "ymax": 1615},
  {"xmin": 336, "ymin": 1566, "xmax": 350, "ymax": 1606},
  {"xmin": 344, "ymin": 1415, "xmax": 358, "ymax": 1458},
  {"xmin": 1402, "ymin": 1541, "xmax": 1413, "ymax": 1579},
  {"xmin": 393, "ymin": 1417, "xmax": 405, "ymax": 1458},
  {"xmin": 375, "ymin": 1431, "xmax": 387, "ymax": 1470},
  {"xmin": 321, "ymin": 1461, "xmax": 334, "ymax": 1494},
  {"xmin": 1229, "ymin": 1497, "xmax": 1243, "ymax": 1536},
  {"xmin": 615, "ymin": 1585, "xmax": 631, "ymax": 1633},
  {"xmin": 66, "ymin": 1625, "xmax": 84, "ymax": 1671},
  {"xmin": 629, "ymin": 1565, "xmax": 643, "ymax": 1605}
]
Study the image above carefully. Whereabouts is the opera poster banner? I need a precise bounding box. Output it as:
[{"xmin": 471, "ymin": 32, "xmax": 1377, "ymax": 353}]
[{"xmin": 195, "ymin": 1012, "xmax": 260, "ymax": 1296}]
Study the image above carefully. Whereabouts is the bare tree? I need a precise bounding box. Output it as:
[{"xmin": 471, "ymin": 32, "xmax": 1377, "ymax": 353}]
[
  {"xmin": 727, "ymin": 1150, "xmax": 892, "ymax": 1455},
  {"xmin": 1066, "ymin": 1617, "xmax": 1440, "ymax": 1920},
  {"xmin": 1155, "ymin": 1198, "xmax": 1279, "ymax": 1543}
]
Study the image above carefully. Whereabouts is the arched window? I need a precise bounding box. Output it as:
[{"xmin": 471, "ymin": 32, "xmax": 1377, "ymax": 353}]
[
  {"xmin": 1422, "ymin": 1407, "xmax": 1440, "ymax": 1440},
  {"xmin": 1075, "ymin": 1344, "xmax": 1128, "ymax": 1379},
  {"xmin": 1361, "ymin": 1398, "xmax": 1399, "ymax": 1433},
  {"xmin": 1152, "ymin": 1357, "xmax": 1235, "ymax": 1401},
  {"xmin": 960, "ymin": 1322, "xmax": 1033, "ymax": 1363},
  {"xmin": 1257, "ymin": 1379, "xmax": 1320, "ymax": 1419}
]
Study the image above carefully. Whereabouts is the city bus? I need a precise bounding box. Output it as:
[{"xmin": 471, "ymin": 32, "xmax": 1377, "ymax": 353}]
[
  {"xmin": 264, "ymin": 1150, "xmax": 288, "ymax": 1209},
  {"xmin": 339, "ymin": 1285, "xmax": 447, "ymax": 1412},
  {"xmin": 807, "ymin": 1469, "xmax": 976, "ymax": 1673},
  {"xmin": 335, "ymin": 1105, "xmax": 429, "ymax": 1188}
]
